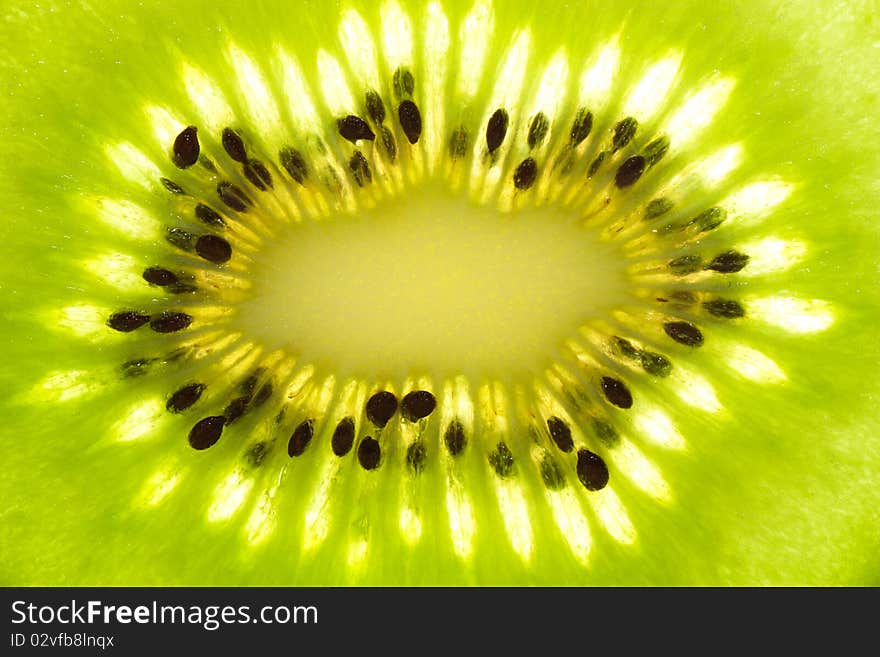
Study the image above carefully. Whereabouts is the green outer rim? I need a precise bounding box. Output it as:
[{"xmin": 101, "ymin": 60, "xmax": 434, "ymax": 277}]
[{"xmin": 0, "ymin": 0, "xmax": 878, "ymax": 585}]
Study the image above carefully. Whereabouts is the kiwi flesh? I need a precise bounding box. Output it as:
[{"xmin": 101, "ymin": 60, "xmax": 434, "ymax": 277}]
[{"xmin": 1, "ymin": 0, "xmax": 879, "ymax": 586}]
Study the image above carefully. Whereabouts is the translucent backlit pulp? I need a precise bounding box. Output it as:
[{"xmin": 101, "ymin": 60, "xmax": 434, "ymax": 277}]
[{"xmin": 236, "ymin": 185, "xmax": 629, "ymax": 379}]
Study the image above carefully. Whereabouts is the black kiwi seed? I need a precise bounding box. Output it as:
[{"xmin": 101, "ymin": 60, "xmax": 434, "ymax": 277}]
[
  {"xmin": 527, "ymin": 112, "xmax": 550, "ymax": 149},
  {"xmin": 165, "ymin": 227, "xmax": 196, "ymax": 252},
  {"xmin": 704, "ymin": 298, "xmax": 746, "ymax": 318},
  {"xmin": 540, "ymin": 454, "xmax": 566, "ymax": 490},
  {"xmin": 107, "ymin": 312, "xmax": 145, "ymax": 334},
  {"xmin": 588, "ymin": 151, "xmax": 607, "ymax": 177},
  {"xmin": 380, "ymin": 126, "xmax": 397, "ymax": 162},
  {"xmin": 172, "ymin": 125, "xmax": 199, "ymax": 169},
  {"xmin": 358, "ymin": 436, "xmax": 381, "ymax": 470},
  {"xmin": 252, "ymin": 382, "xmax": 273, "ymax": 408},
  {"xmin": 397, "ymin": 100, "xmax": 422, "ymax": 144},
  {"xmin": 614, "ymin": 155, "xmax": 646, "ymax": 188},
  {"xmin": 223, "ymin": 395, "xmax": 251, "ymax": 424},
  {"xmin": 149, "ymin": 311, "xmax": 192, "ymax": 334},
  {"xmin": 142, "ymin": 267, "xmax": 177, "ymax": 286},
  {"xmin": 243, "ymin": 159, "xmax": 273, "ymax": 191},
  {"xmin": 705, "ymin": 250, "xmax": 749, "ymax": 273},
  {"xmin": 546, "ymin": 416, "xmax": 574, "ymax": 453},
  {"xmin": 643, "ymin": 136, "xmax": 671, "ymax": 166},
  {"xmin": 644, "ymin": 197, "xmax": 674, "ymax": 220},
  {"xmin": 488, "ymin": 441, "xmax": 515, "ymax": 478},
  {"xmin": 288, "ymin": 419, "xmax": 315, "ymax": 457},
  {"xmin": 400, "ymin": 390, "xmax": 436, "ymax": 422},
  {"xmin": 365, "ymin": 89, "xmax": 386, "ymax": 124},
  {"xmin": 393, "ymin": 67, "xmax": 415, "ymax": 99},
  {"xmin": 337, "ymin": 115, "xmax": 375, "ymax": 144},
  {"xmin": 189, "ymin": 416, "xmax": 225, "ymax": 450},
  {"xmin": 513, "ymin": 157, "xmax": 538, "ymax": 190},
  {"xmin": 640, "ymin": 352, "xmax": 673, "ymax": 377},
  {"xmin": 664, "ymin": 321, "xmax": 704, "ymax": 347},
  {"xmin": 331, "ymin": 417, "xmax": 356, "ymax": 456},
  {"xmin": 576, "ymin": 449, "xmax": 609, "ymax": 491},
  {"xmin": 612, "ymin": 117, "xmax": 638, "ymax": 151},
  {"xmin": 195, "ymin": 234, "xmax": 232, "ymax": 264},
  {"xmin": 221, "ymin": 127, "xmax": 247, "ymax": 163},
  {"xmin": 366, "ymin": 391, "xmax": 398, "ymax": 428},
  {"xmin": 569, "ymin": 108, "xmax": 593, "ymax": 146},
  {"xmin": 486, "ymin": 108, "xmax": 509, "ymax": 153},
  {"xmin": 349, "ymin": 151, "xmax": 372, "ymax": 187},
  {"xmin": 669, "ymin": 254, "xmax": 704, "ymax": 276},
  {"xmin": 601, "ymin": 376, "xmax": 633, "ymax": 409},
  {"xmin": 217, "ymin": 181, "xmax": 251, "ymax": 212},
  {"xmin": 444, "ymin": 420, "xmax": 467, "ymax": 455},
  {"xmin": 239, "ymin": 371, "xmax": 262, "ymax": 395},
  {"xmin": 166, "ymin": 382, "xmax": 205, "ymax": 413},
  {"xmin": 279, "ymin": 147, "xmax": 308, "ymax": 184},
  {"xmin": 691, "ymin": 207, "xmax": 727, "ymax": 232},
  {"xmin": 449, "ymin": 126, "xmax": 469, "ymax": 159},
  {"xmin": 160, "ymin": 177, "xmax": 186, "ymax": 195},
  {"xmin": 194, "ymin": 204, "xmax": 226, "ymax": 228},
  {"xmin": 406, "ymin": 441, "xmax": 427, "ymax": 473}
]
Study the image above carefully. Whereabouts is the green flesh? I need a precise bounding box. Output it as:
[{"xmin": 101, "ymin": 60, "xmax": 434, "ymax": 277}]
[{"xmin": 1, "ymin": 0, "xmax": 879, "ymax": 585}]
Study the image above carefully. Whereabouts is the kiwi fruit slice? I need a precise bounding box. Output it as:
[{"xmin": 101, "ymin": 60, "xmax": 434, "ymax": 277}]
[{"xmin": 1, "ymin": 0, "xmax": 879, "ymax": 586}]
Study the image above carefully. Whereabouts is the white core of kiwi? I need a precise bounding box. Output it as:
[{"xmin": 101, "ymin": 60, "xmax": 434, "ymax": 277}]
[{"xmin": 234, "ymin": 182, "xmax": 629, "ymax": 380}]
